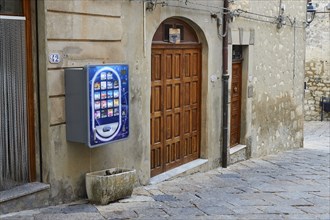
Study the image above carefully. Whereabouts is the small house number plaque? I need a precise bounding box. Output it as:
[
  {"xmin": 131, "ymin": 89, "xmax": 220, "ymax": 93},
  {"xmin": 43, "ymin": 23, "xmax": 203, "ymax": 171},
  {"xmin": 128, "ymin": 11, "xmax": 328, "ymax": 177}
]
[{"xmin": 49, "ymin": 53, "xmax": 61, "ymax": 64}]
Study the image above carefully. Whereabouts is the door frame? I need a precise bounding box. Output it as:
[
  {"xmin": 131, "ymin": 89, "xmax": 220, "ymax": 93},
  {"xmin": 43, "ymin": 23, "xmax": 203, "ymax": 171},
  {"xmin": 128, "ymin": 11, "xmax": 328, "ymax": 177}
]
[{"xmin": 23, "ymin": 0, "xmax": 36, "ymax": 182}]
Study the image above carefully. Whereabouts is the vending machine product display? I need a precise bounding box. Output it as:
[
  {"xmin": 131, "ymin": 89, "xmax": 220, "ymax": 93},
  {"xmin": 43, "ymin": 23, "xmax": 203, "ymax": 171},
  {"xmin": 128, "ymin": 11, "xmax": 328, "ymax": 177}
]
[{"xmin": 65, "ymin": 64, "xmax": 129, "ymax": 147}]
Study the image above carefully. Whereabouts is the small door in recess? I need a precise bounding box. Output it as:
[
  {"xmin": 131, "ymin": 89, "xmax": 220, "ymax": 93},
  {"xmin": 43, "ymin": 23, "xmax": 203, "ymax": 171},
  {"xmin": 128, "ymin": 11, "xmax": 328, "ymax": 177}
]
[{"xmin": 230, "ymin": 62, "xmax": 242, "ymax": 147}]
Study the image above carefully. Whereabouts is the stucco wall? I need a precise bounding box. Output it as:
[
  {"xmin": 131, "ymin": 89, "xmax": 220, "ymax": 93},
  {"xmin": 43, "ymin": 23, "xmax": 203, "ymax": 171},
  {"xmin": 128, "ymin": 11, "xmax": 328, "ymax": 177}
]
[
  {"xmin": 228, "ymin": 0, "xmax": 306, "ymax": 157},
  {"xmin": 304, "ymin": 1, "xmax": 330, "ymax": 121},
  {"xmin": 39, "ymin": 0, "xmax": 224, "ymax": 203},
  {"xmin": 37, "ymin": 0, "xmax": 306, "ymax": 204}
]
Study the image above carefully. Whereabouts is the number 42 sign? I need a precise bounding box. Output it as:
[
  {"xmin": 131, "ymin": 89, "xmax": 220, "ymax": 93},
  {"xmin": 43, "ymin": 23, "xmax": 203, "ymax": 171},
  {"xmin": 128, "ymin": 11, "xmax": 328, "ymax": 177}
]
[{"xmin": 49, "ymin": 53, "xmax": 61, "ymax": 64}]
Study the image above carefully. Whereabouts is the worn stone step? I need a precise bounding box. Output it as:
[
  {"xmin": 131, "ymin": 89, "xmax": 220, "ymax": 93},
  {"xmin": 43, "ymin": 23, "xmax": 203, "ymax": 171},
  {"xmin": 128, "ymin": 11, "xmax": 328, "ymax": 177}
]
[
  {"xmin": 230, "ymin": 144, "xmax": 248, "ymax": 165},
  {"xmin": 0, "ymin": 182, "xmax": 50, "ymax": 214}
]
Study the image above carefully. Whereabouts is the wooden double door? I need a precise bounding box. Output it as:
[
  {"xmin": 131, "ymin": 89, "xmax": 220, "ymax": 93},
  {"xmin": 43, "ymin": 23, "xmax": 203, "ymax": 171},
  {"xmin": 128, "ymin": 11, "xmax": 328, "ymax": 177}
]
[{"xmin": 150, "ymin": 44, "xmax": 201, "ymax": 177}]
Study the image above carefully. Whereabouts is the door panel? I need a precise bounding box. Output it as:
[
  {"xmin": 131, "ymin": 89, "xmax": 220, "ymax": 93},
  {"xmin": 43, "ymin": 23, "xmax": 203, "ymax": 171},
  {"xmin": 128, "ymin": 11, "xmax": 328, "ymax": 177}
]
[
  {"xmin": 163, "ymin": 49, "xmax": 183, "ymax": 171},
  {"xmin": 150, "ymin": 49, "xmax": 164, "ymax": 176},
  {"xmin": 230, "ymin": 62, "xmax": 242, "ymax": 147},
  {"xmin": 151, "ymin": 45, "xmax": 201, "ymax": 177}
]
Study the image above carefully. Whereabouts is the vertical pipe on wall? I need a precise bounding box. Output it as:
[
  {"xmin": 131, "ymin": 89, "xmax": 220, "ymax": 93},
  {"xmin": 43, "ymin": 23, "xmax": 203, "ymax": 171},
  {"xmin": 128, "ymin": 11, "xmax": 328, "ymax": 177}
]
[
  {"xmin": 35, "ymin": 0, "xmax": 43, "ymax": 182},
  {"xmin": 293, "ymin": 18, "xmax": 296, "ymax": 82},
  {"xmin": 143, "ymin": 1, "xmax": 147, "ymax": 57},
  {"xmin": 222, "ymin": 0, "xmax": 229, "ymax": 168},
  {"xmin": 279, "ymin": 0, "xmax": 283, "ymax": 16}
]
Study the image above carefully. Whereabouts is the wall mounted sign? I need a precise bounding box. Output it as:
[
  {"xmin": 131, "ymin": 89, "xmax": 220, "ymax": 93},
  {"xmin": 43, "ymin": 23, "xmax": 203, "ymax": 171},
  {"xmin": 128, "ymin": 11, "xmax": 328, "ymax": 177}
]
[
  {"xmin": 169, "ymin": 28, "xmax": 181, "ymax": 44},
  {"xmin": 49, "ymin": 53, "xmax": 61, "ymax": 64}
]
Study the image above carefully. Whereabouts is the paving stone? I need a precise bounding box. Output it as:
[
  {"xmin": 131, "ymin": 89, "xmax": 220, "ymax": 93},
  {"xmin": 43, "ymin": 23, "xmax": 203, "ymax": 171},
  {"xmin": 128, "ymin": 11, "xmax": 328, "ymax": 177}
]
[
  {"xmin": 61, "ymin": 204, "xmax": 99, "ymax": 214},
  {"xmin": 239, "ymin": 192, "xmax": 286, "ymax": 205},
  {"xmin": 147, "ymin": 189, "xmax": 164, "ymax": 196},
  {"xmin": 197, "ymin": 205, "xmax": 235, "ymax": 215},
  {"xmin": 229, "ymin": 206, "xmax": 264, "ymax": 214},
  {"xmin": 192, "ymin": 214, "xmax": 239, "ymax": 220},
  {"xmin": 2, "ymin": 121, "xmax": 329, "ymax": 220},
  {"xmin": 134, "ymin": 208, "xmax": 169, "ymax": 218},
  {"xmin": 164, "ymin": 207, "xmax": 206, "ymax": 217},
  {"xmin": 171, "ymin": 192, "xmax": 202, "ymax": 202},
  {"xmin": 236, "ymin": 213, "xmax": 285, "ymax": 219},
  {"xmin": 99, "ymin": 209, "xmax": 138, "ymax": 219},
  {"xmin": 233, "ymin": 186, "xmax": 260, "ymax": 193},
  {"xmin": 191, "ymin": 198, "xmax": 234, "ymax": 209},
  {"xmin": 34, "ymin": 213, "xmax": 105, "ymax": 220},
  {"xmin": 119, "ymin": 195, "xmax": 155, "ymax": 203},
  {"xmin": 152, "ymin": 194, "xmax": 178, "ymax": 202},
  {"xmin": 278, "ymin": 198, "xmax": 314, "ymax": 207},
  {"xmin": 1, "ymin": 217, "xmax": 35, "ymax": 220},
  {"xmin": 132, "ymin": 187, "xmax": 152, "ymax": 196},
  {"xmin": 228, "ymin": 198, "xmax": 274, "ymax": 206},
  {"xmin": 256, "ymin": 205, "xmax": 306, "ymax": 214},
  {"xmin": 284, "ymin": 213, "xmax": 330, "ymax": 220},
  {"xmin": 295, "ymin": 205, "xmax": 330, "ymax": 214},
  {"xmin": 275, "ymin": 191, "xmax": 316, "ymax": 200},
  {"xmin": 305, "ymin": 196, "xmax": 330, "ymax": 206},
  {"xmin": 161, "ymin": 200, "xmax": 195, "ymax": 208}
]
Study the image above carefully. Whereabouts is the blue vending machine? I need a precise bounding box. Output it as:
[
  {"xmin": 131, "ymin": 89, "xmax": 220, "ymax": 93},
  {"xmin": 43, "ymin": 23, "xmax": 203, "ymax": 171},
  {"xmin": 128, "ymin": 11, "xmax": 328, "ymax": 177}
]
[{"xmin": 65, "ymin": 64, "xmax": 129, "ymax": 147}]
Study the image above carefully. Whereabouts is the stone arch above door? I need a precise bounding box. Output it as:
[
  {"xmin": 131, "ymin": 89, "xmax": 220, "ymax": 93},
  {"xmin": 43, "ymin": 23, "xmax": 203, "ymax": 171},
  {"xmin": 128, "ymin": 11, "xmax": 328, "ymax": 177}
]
[{"xmin": 152, "ymin": 17, "xmax": 199, "ymax": 43}]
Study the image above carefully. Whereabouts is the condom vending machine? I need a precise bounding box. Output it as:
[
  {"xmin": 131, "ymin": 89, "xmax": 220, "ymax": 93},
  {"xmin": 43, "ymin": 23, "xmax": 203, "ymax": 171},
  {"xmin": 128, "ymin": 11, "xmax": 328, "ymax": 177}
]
[{"xmin": 65, "ymin": 64, "xmax": 129, "ymax": 147}]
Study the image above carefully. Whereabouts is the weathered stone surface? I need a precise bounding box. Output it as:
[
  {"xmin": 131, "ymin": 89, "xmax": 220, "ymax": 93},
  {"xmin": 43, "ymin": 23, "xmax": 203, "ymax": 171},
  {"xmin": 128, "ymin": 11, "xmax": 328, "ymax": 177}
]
[
  {"xmin": 49, "ymin": 97, "xmax": 65, "ymax": 125},
  {"xmin": 86, "ymin": 168, "xmax": 136, "ymax": 205},
  {"xmin": 304, "ymin": 0, "xmax": 330, "ymax": 121},
  {"xmin": 0, "ymin": 183, "xmax": 50, "ymax": 215},
  {"xmin": 46, "ymin": 12, "xmax": 122, "ymax": 41},
  {"xmin": 37, "ymin": 0, "xmax": 307, "ymax": 205},
  {"xmin": 47, "ymin": 41, "xmax": 124, "ymax": 69},
  {"xmin": 47, "ymin": 125, "xmax": 90, "ymax": 204},
  {"xmin": 3, "ymin": 122, "xmax": 329, "ymax": 219},
  {"xmin": 45, "ymin": 0, "xmax": 122, "ymax": 17},
  {"xmin": 47, "ymin": 70, "xmax": 65, "ymax": 96}
]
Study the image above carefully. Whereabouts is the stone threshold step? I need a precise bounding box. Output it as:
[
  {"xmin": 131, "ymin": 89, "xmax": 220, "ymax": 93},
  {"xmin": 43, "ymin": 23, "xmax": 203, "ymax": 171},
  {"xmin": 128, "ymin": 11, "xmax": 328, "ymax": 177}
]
[
  {"xmin": 0, "ymin": 182, "xmax": 50, "ymax": 203},
  {"xmin": 150, "ymin": 159, "xmax": 208, "ymax": 185},
  {"xmin": 230, "ymin": 144, "xmax": 247, "ymax": 155}
]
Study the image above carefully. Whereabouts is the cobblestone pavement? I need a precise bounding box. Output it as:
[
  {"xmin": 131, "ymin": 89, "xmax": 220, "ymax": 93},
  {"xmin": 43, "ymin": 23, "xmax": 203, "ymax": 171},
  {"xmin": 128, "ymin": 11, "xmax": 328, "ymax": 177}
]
[{"xmin": 2, "ymin": 121, "xmax": 329, "ymax": 220}]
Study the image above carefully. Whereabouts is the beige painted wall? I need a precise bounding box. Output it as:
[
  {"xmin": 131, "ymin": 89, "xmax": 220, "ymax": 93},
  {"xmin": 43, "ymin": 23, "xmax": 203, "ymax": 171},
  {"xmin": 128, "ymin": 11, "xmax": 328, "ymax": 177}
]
[
  {"xmin": 37, "ymin": 0, "xmax": 306, "ymax": 203},
  {"xmin": 39, "ymin": 0, "xmax": 224, "ymax": 203}
]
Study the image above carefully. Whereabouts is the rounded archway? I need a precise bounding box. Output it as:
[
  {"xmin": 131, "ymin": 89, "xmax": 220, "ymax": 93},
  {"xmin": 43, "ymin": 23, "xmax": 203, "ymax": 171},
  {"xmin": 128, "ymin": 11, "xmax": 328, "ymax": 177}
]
[
  {"xmin": 150, "ymin": 17, "xmax": 202, "ymax": 177},
  {"xmin": 152, "ymin": 17, "xmax": 199, "ymax": 43}
]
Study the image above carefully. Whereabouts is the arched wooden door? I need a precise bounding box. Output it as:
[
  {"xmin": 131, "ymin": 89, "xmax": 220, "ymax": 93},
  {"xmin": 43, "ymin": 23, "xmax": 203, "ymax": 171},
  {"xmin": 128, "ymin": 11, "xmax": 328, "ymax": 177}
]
[{"xmin": 150, "ymin": 18, "xmax": 201, "ymax": 177}]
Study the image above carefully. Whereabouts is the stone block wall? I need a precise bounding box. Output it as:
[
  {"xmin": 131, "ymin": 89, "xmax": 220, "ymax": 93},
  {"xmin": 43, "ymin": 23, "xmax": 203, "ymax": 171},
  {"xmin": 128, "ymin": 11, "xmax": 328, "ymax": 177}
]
[
  {"xmin": 305, "ymin": 61, "xmax": 330, "ymax": 121},
  {"xmin": 304, "ymin": 1, "xmax": 330, "ymax": 121}
]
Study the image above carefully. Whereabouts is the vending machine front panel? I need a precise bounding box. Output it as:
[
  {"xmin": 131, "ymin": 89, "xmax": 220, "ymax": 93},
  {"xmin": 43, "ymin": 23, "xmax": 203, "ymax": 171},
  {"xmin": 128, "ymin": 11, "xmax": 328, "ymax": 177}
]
[{"xmin": 88, "ymin": 64, "xmax": 129, "ymax": 147}]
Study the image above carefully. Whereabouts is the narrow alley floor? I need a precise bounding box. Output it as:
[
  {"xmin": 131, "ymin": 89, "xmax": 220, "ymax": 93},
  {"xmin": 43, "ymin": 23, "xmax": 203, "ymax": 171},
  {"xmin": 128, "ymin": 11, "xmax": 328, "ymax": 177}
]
[{"xmin": 2, "ymin": 121, "xmax": 330, "ymax": 220}]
